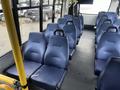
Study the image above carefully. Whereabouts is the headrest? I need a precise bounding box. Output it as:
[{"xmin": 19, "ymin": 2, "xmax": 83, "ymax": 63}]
[
  {"xmin": 107, "ymin": 26, "xmax": 118, "ymax": 33},
  {"xmin": 54, "ymin": 29, "xmax": 65, "ymax": 37},
  {"xmin": 29, "ymin": 32, "xmax": 44, "ymax": 43}
]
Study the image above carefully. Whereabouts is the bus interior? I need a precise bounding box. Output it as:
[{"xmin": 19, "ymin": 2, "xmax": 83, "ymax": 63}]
[{"xmin": 0, "ymin": 0, "xmax": 120, "ymax": 90}]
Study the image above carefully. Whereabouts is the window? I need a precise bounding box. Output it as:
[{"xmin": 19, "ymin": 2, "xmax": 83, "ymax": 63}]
[
  {"xmin": 19, "ymin": 8, "xmax": 39, "ymax": 43},
  {"xmin": 80, "ymin": 0, "xmax": 111, "ymax": 14},
  {"xmin": 0, "ymin": 5, "xmax": 12, "ymax": 57}
]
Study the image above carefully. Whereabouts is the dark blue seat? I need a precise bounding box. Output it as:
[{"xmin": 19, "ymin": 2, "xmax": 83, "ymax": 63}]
[
  {"xmin": 96, "ymin": 12, "xmax": 106, "ymax": 27},
  {"xmin": 95, "ymin": 31, "xmax": 120, "ymax": 76},
  {"xmin": 96, "ymin": 15, "xmax": 108, "ymax": 34},
  {"xmin": 96, "ymin": 12, "xmax": 117, "ymax": 28},
  {"xmin": 95, "ymin": 20, "xmax": 112, "ymax": 45},
  {"xmin": 73, "ymin": 16, "xmax": 83, "ymax": 41},
  {"xmin": 57, "ymin": 18, "xmax": 68, "ymax": 29},
  {"xmin": 5, "ymin": 32, "xmax": 47, "ymax": 79},
  {"xmin": 97, "ymin": 57, "xmax": 120, "ymax": 90},
  {"xmin": 64, "ymin": 15, "xmax": 83, "ymax": 43},
  {"xmin": 30, "ymin": 30, "xmax": 69, "ymax": 90},
  {"xmin": 44, "ymin": 23, "xmax": 59, "ymax": 42},
  {"xmin": 96, "ymin": 12, "xmax": 117, "ymax": 35},
  {"xmin": 106, "ymin": 12, "xmax": 117, "ymax": 23},
  {"xmin": 63, "ymin": 22, "xmax": 77, "ymax": 57},
  {"xmin": 79, "ymin": 15, "xmax": 84, "ymax": 31},
  {"xmin": 113, "ymin": 19, "xmax": 120, "ymax": 31},
  {"xmin": 64, "ymin": 15, "xmax": 73, "ymax": 21}
]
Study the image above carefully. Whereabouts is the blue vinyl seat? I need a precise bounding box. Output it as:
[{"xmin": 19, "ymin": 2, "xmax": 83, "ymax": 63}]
[
  {"xmin": 63, "ymin": 22, "xmax": 77, "ymax": 58},
  {"xmin": 95, "ymin": 20, "xmax": 112, "ymax": 45},
  {"xmin": 79, "ymin": 15, "xmax": 84, "ymax": 31},
  {"xmin": 64, "ymin": 15, "xmax": 73, "ymax": 21},
  {"xmin": 5, "ymin": 32, "xmax": 47, "ymax": 79},
  {"xmin": 44, "ymin": 23, "xmax": 59, "ymax": 42},
  {"xmin": 96, "ymin": 12, "xmax": 106, "ymax": 27},
  {"xmin": 96, "ymin": 12, "xmax": 117, "ymax": 35},
  {"xmin": 95, "ymin": 31, "xmax": 120, "ymax": 76},
  {"xmin": 73, "ymin": 16, "xmax": 83, "ymax": 42},
  {"xmin": 30, "ymin": 29, "xmax": 69, "ymax": 90},
  {"xmin": 97, "ymin": 57, "xmax": 120, "ymax": 90},
  {"xmin": 96, "ymin": 15, "xmax": 108, "ymax": 34},
  {"xmin": 57, "ymin": 18, "xmax": 68, "ymax": 29},
  {"xmin": 64, "ymin": 15, "xmax": 83, "ymax": 43}
]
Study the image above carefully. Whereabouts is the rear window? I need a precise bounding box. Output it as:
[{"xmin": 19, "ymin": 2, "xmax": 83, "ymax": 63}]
[{"xmin": 80, "ymin": 0, "xmax": 111, "ymax": 14}]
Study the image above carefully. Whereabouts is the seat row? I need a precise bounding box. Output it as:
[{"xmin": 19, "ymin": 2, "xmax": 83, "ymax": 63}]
[
  {"xmin": 94, "ymin": 11, "xmax": 120, "ymax": 76},
  {"xmin": 94, "ymin": 11, "xmax": 120, "ymax": 90},
  {"xmin": 97, "ymin": 57, "xmax": 120, "ymax": 90},
  {"xmin": 4, "ymin": 14, "xmax": 84, "ymax": 90},
  {"xmin": 45, "ymin": 14, "xmax": 83, "ymax": 58}
]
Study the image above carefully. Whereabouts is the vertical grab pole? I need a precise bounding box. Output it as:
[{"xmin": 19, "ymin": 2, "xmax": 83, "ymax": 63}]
[{"xmin": 1, "ymin": 0, "xmax": 28, "ymax": 90}]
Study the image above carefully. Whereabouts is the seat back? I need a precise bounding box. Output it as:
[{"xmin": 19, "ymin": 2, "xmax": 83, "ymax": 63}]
[
  {"xmin": 96, "ymin": 32, "xmax": 120, "ymax": 61},
  {"xmin": 73, "ymin": 16, "xmax": 82, "ymax": 37},
  {"xmin": 63, "ymin": 22, "xmax": 77, "ymax": 49},
  {"xmin": 23, "ymin": 32, "xmax": 47, "ymax": 63},
  {"xmin": 44, "ymin": 23, "xmax": 59, "ymax": 42},
  {"xmin": 96, "ymin": 20, "xmax": 112, "ymax": 44},
  {"xmin": 113, "ymin": 19, "xmax": 120, "ymax": 32},
  {"xmin": 96, "ymin": 12, "xmax": 106, "ymax": 26},
  {"xmin": 97, "ymin": 58, "xmax": 120, "ymax": 90},
  {"xmin": 57, "ymin": 18, "xmax": 68, "ymax": 29},
  {"xmin": 79, "ymin": 15, "xmax": 84, "ymax": 30},
  {"xmin": 44, "ymin": 29, "xmax": 69, "ymax": 69},
  {"xmin": 96, "ymin": 15, "xmax": 108, "ymax": 33},
  {"xmin": 64, "ymin": 15, "xmax": 73, "ymax": 21},
  {"xmin": 106, "ymin": 12, "xmax": 117, "ymax": 23}
]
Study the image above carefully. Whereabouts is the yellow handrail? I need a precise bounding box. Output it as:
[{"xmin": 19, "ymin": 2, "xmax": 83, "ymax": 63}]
[
  {"xmin": 0, "ymin": 74, "xmax": 17, "ymax": 85},
  {"xmin": 1, "ymin": 0, "xmax": 28, "ymax": 90},
  {"xmin": 0, "ymin": 84, "xmax": 14, "ymax": 90}
]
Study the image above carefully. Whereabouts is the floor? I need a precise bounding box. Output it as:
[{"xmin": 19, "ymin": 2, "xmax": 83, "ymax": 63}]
[{"xmin": 61, "ymin": 30, "xmax": 97, "ymax": 90}]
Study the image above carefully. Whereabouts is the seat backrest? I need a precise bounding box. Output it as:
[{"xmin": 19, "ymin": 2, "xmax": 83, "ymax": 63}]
[
  {"xmin": 44, "ymin": 23, "xmax": 59, "ymax": 42},
  {"xmin": 96, "ymin": 32, "xmax": 120, "ymax": 61},
  {"xmin": 97, "ymin": 57, "xmax": 120, "ymax": 90},
  {"xmin": 57, "ymin": 18, "xmax": 68, "ymax": 29},
  {"xmin": 106, "ymin": 12, "xmax": 117, "ymax": 23},
  {"xmin": 44, "ymin": 30, "xmax": 69, "ymax": 69},
  {"xmin": 113, "ymin": 19, "xmax": 120, "ymax": 33},
  {"xmin": 72, "ymin": 16, "xmax": 81, "ymax": 36},
  {"xmin": 96, "ymin": 12, "xmax": 106, "ymax": 26},
  {"xmin": 96, "ymin": 21, "xmax": 112, "ymax": 44},
  {"xmin": 63, "ymin": 23, "xmax": 77, "ymax": 49},
  {"xmin": 97, "ymin": 15, "xmax": 108, "ymax": 32},
  {"xmin": 79, "ymin": 15, "xmax": 84, "ymax": 30},
  {"xmin": 23, "ymin": 32, "xmax": 47, "ymax": 63},
  {"xmin": 64, "ymin": 15, "xmax": 73, "ymax": 21}
]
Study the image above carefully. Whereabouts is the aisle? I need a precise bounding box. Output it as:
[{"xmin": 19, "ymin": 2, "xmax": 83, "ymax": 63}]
[{"xmin": 61, "ymin": 30, "xmax": 97, "ymax": 90}]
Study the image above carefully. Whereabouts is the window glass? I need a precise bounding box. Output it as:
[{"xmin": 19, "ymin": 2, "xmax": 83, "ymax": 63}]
[
  {"xmin": 0, "ymin": 5, "xmax": 12, "ymax": 56},
  {"xmin": 80, "ymin": 0, "xmax": 111, "ymax": 14},
  {"xmin": 55, "ymin": 0, "xmax": 62, "ymax": 23},
  {"xmin": 18, "ymin": 0, "xmax": 30, "ymax": 7},
  {"xmin": 19, "ymin": 8, "xmax": 39, "ymax": 43},
  {"xmin": 43, "ymin": 0, "xmax": 53, "ymax": 30}
]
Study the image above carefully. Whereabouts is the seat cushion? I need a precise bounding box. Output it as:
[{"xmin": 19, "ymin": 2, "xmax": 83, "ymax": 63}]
[
  {"xmin": 5, "ymin": 60, "xmax": 41, "ymax": 79},
  {"xmin": 95, "ymin": 60, "xmax": 106, "ymax": 76},
  {"xmin": 30, "ymin": 65, "xmax": 66, "ymax": 90}
]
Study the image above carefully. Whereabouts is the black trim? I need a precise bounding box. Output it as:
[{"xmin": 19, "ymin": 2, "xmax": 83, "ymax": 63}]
[
  {"xmin": 61, "ymin": 0, "xmax": 64, "ymax": 17},
  {"xmin": 52, "ymin": 0, "xmax": 56, "ymax": 23},
  {"xmin": 39, "ymin": 0, "xmax": 43, "ymax": 32},
  {"xmin": 12, "ymin": 0, "xmax": 22, "ymax": 46},
  {"xmin": 84, "ymin": 25, "xmax": 95, "ymax": 30},
  {"xmin": 21, "ymin": 83, "xmax": 28, "ymax": 89}
]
